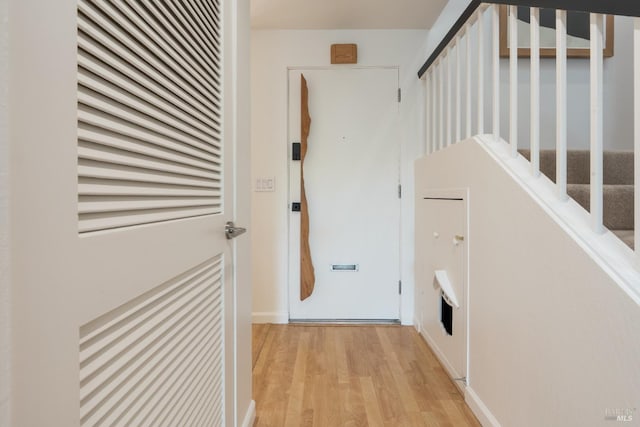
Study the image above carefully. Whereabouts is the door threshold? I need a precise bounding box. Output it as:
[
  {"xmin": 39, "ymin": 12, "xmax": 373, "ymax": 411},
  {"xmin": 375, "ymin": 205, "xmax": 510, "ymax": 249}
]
[{"xmin": 288, "ymin": 319, "xmax": 401, "ymax": 325}]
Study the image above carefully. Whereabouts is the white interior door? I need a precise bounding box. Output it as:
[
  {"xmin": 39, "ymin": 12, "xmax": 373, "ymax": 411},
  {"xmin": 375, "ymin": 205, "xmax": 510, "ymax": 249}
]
[
  {"xmin": 288, "ymin": 67, "xmax": 401, "ymax": 321},
  {"xmin": 10, "ymin": 1, "xmax": 238, "ymax": 425}
]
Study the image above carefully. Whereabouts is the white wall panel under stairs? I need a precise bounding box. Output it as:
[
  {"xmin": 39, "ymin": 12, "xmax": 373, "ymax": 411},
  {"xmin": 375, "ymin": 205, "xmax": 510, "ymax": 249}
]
[{"xmin": 415, "ymin": 137, "xmax": 640, "ymax": 427}]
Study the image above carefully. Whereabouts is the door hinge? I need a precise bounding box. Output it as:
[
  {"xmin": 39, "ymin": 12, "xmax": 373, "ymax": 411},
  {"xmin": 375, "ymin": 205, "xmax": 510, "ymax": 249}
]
[
  {"xmin": 398, "ymin": 280, "xmax": 402, "ymax": 294},
  {"xmin": 397, "ymin": 88, "xmax": 401, "ymax": 103},
  {"xmin": 398, "ymin": 184, "xmax": 402, "ymax": 199}
]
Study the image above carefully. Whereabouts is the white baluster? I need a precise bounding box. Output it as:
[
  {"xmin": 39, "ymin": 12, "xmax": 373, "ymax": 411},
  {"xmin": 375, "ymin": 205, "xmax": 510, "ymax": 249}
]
[
  {"xmin": 466, "ymin": 24, "xmax": 472, "ymax": 139},
  {"xmin": 431, "ymin": 66, "xmax": 437, "ymax": 152},
  {"xmin": 426, "ymin": 71, "xmax": 432, "ymax": 154},
  {"xmin": 477, "ymin": 9, "xmax": 485, "ymax": 135},
  {"xmin": 434, "ymin": 62, "xmax": 439, "ymax": 152},
  {"xmin": 456, "ymin": 37, "xmax": 461, "ymax": 143},
  {"xmin": 590, "ymin": 13, "xmax": 604, "ymax": 233},
  {"xmin": 446, "ymin": 49, "xmax": 452, "ymax": 146},
  {"xmin": 509, "ymin": 5, "xmax": 518, "ymax": 157},
  {"xmin": 556, "ymin": 10, "xmax": 568, "ymax": 201},
  {"xmin": 492, "ymin": 5, "xmax": 500, "ymax": 142},
  {"xmin": 530, "ymin": 7, "xmax": 540, "ymax": 176},
  {"xmin": 439, "ymin": 60, "xmax": 445, "ymax": 150},
  {"xmin": 635, "ymin": 18, "xmax": 640, "ymax": 252}
]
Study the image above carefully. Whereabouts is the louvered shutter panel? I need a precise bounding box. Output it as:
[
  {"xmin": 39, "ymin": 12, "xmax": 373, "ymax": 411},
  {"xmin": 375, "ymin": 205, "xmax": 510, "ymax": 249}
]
[
  {"xmin": 77, "ymin": 0, "xmax": 223, "ymax": 233},
  {"xmin": 79, "ymin": 256, "xmax": 225, "ymax": 426}
]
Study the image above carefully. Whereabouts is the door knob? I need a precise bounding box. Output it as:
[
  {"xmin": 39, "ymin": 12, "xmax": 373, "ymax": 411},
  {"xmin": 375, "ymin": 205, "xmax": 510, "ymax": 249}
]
[
  {"xmin": 225, "ymin": 221, "xmax": 247, "ymax": 240},
  {"xmin": 453, "ymin": 235, "xmax": 464, "ymax": 246}
]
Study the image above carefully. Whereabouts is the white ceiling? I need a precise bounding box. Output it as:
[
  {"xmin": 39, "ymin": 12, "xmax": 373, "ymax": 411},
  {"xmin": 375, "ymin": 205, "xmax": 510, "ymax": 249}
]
[{"xmin": 250, "ymin": 0, "xmax": 448, "ymax": 30}]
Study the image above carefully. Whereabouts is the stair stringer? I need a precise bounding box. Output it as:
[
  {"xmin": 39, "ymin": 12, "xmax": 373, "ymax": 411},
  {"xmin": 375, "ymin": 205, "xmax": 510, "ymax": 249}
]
[
  {"xmin": 475, "ymin": 135, "xmax": 640, "ymax": 303},
  {"xmin": 415, "ymin": 136, "xmax": 640, "ymax": 427}
]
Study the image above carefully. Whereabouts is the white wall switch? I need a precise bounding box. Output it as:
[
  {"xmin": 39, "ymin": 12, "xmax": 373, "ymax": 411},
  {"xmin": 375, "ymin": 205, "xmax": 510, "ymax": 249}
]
[{"xmin": 255, "ymin": 176, "xmax": 275, "ymax": 192}]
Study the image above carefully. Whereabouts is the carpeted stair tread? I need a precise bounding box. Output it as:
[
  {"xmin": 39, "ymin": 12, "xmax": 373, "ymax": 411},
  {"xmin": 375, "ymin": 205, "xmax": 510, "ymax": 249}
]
[
  {"xmin": 612, "ymin": 230, "xmax": 635, "ymax": 250},
  {"xmin": 567, "ymin": 184, "xmax": 634, "ymax": 230},
  {"xmin": 517, "ymin": 149, "xmax": 634, "ymax": 248},
  {"xmin": 518, "ymin": 149, "xmax": 633, "ymax": 185},
  {"xmin": 602, "ymin": 151, "xmax": 635, "ymax": 185}
]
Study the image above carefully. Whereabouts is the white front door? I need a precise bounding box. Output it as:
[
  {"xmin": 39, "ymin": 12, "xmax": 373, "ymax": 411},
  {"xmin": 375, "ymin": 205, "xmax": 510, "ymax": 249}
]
[
  {"xmin": 9, "ymin": 1, "xmax": 239, "ymax": 425},
  {"xmin": 288, "ymin": 68, "xmax": 401, "ymax": 321}
]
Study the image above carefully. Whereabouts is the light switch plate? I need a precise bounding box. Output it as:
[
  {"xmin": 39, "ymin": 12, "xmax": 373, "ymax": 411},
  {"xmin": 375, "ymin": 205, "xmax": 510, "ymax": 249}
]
[{"xmin": 255, "ymin": 176, "xmax": 275, "ymax": 192}]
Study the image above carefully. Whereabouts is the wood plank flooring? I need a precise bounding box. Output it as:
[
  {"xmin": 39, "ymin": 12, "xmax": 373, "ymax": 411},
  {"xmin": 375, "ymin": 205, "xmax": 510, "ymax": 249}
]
[{"xmin": 252, "ymin": 324, "xmax": 481, "ymax": 427}]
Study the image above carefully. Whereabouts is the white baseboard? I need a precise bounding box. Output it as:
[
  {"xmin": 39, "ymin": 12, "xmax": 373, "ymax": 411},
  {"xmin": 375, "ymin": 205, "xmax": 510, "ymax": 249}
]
[
  {"xmin": 419, "ymin": 329, "xmax": 463, "ymax": 392},
  {"xmin": 241, "ymin": 399, "xmax": 256, "ymax": 427},
  {"xmin": 413, "ymin": 317, "xmax": 421, "ymax": 334},
  {"xmin": 465, "ymin": 387, "xmax": 501, "ymax": 427},
  {"xmin": 252, "ymin": 312, "xmax": 288, "ymax": 324},
  {"xmin": 418, "ymin": 330, "xmax": 501, "ymax": 426},
  {"xmin": 401, "ymin": 314, "xmax": 414, "ymax": 326}
]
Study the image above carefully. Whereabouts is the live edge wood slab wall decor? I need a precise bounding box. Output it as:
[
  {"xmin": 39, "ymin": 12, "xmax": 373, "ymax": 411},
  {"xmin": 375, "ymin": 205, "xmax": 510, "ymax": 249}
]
[{"xmin": 300, "ymin": 74, "xmax": 316, "ymax": 301}]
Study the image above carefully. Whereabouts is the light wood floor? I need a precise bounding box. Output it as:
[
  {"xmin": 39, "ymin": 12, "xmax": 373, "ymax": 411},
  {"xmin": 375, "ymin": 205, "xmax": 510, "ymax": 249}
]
[{"xmin": 252, "ymin": 324, "xmax": 481, "ymax": 427}]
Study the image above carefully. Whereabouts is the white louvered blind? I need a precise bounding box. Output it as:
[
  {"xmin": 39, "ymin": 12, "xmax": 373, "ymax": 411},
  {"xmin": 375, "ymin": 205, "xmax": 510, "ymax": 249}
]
[
  {"xmin": 79, "ymin": 256, "xmax": 225, "ymax": 426},
  {"xmin": 78, "ymin": 0, "xmax": 223, "ymax": 233}
]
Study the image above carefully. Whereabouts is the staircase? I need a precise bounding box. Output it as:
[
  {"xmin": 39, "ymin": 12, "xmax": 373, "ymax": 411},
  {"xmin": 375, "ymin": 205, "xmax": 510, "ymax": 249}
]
[{"xmin": 519, "ymin": 149, "xmax": 635, "ymax": 249}]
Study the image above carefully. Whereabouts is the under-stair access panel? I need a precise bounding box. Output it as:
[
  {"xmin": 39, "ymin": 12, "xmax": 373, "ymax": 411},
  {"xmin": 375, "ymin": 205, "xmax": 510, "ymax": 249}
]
[{"xmin": 415, "ymin": 190, "xmax": 468, "ymax": 389}]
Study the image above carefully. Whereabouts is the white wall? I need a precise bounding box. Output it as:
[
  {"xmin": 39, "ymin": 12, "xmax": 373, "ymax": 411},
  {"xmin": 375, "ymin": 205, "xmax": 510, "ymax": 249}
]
[
  {"xmin": 497, "ymin": 15, "xmax": 634, "ymax": 152},
  {"xmin": 251, "ymin": 29, "xmax": 428, "ymax": 324},
  {"xmin": 422, "ymin": 1, "xmax": 635, "ymax": 152},
  {"xmin": 415, "ymin": 140, "xmax": 640, "ymax": 426},
  {"xmin": 0, "ymin": 0, "xmax": 9, "ymax": 423},
  {"xmin": 422, "ymin": 0, "xmax": 471, "ymax": 60}
]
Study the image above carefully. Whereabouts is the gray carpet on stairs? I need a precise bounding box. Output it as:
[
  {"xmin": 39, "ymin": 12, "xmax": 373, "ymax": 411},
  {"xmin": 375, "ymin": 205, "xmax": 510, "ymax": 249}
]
[
  {"xmin": 567, "ymin": 184, "xmax": 634, "ymax": 230},
  {"xmin": 519, "ymin": 149, "xmax": 634, "ymax": 248},
  {"xmin": 612, "ymin": 230, "xmax": 635, "ymax": 250},
  {"xmin": 519, "ymin": 149, "xmax": 634, "ymax": 185}
]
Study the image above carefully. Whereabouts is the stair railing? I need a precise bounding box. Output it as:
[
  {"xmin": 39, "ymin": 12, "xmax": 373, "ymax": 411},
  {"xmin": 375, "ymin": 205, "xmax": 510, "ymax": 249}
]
[{"xmin": 418, "ymin": 1, "xmax": 640, "ymax": 251}]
